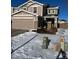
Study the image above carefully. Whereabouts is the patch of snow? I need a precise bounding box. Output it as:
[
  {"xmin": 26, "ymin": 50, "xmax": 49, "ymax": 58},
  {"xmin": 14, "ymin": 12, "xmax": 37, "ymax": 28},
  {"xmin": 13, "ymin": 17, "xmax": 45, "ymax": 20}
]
[{"xmin": 12, "ymin": 29, "xmax": 68, "ymax": 59}]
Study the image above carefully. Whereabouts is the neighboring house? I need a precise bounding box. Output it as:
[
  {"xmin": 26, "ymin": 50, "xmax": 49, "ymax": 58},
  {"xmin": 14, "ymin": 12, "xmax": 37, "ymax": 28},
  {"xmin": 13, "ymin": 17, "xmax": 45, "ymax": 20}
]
[
  {"xmin": 11, "ymin": 0, "xmax": 59, "ymax": 31},
  {"xmin": 58, "ymin": 20, "xmax": 68, "ymax": 29}
]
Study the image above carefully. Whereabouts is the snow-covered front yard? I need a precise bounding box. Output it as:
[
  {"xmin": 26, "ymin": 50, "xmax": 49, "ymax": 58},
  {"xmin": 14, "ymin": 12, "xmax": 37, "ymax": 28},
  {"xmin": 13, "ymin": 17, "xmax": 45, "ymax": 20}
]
[{"xmin": 11, "ymin": 28, "xmax": 68, "ymax": 59}]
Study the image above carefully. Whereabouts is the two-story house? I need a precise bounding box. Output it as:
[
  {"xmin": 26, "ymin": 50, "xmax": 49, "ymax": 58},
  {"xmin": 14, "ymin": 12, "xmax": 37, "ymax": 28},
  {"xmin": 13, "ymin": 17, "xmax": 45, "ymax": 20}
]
[{"xmin": 11, "ymin": 0, "xmax": 59, "ymax": 31}]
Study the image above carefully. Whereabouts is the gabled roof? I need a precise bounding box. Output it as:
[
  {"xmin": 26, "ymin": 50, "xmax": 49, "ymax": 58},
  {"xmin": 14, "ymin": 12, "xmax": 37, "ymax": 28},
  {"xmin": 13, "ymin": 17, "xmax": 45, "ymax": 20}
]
[
  {"xmin": 18, "ymin": 0, "xmax": 44, "ymax": 8},
  {"xmin": 11, "ymin": 10, "xmax": 38, "ymax": 16}
]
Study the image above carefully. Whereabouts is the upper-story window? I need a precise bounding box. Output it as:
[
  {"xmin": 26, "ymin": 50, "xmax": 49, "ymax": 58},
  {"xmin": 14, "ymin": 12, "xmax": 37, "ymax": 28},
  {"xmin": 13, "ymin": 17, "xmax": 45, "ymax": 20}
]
[
  {"xmin": 49, "ymin": 9, "xmax": 55, "ymax": 13},
  {"xmin": 52, "ymin": 10, "xmax": 55, "ymax": 13},
  {"xmin": 23, "ymin": 7, "xmax": 26, "ymax": 10},
  {"xmin": 33, "ymin": 7, "xmax": 37, "ymax": 13},
  {"xmin": 48, "ymin": 8, "xmax": 58, "ymax": 15}
]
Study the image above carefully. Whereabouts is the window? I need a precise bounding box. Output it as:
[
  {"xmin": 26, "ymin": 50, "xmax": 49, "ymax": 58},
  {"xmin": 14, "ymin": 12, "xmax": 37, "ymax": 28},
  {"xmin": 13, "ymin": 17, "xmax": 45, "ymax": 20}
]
[
  {"xmin": 52, "ymin": 10, "xmax": 55, "ymax": 13},
  {"xmin": 49, "ymin": 10, "xmax": 51, "ymax": 13},
  {"xmin": 49, "ymin": 9, "xmax": 53, "ymax": 13},
  {"xmin": 48, "ymin": 9, "xmax": 55, "ymax": 14},
  {"xmin": 23, "ymin": 8, "xmax": 26, "ymax": 10},
  {"xmin": 33, "ymin": 7, "xmax": 37, "ymax": 13}
]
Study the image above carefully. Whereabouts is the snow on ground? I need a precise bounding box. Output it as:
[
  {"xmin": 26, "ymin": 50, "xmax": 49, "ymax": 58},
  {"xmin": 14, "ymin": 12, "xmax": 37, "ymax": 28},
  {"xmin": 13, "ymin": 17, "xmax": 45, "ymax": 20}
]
[
  {"xmin": 11, "ymin": 29, "xmax": 68, "ymax": 59},
  {"xmin": 12, "ymin": 32, "xmax": 38, "ymax": 50}
]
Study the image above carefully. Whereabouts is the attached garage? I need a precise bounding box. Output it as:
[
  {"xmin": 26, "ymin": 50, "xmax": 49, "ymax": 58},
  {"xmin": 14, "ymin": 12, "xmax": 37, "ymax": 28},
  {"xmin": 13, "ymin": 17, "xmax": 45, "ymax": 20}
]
[{"xmin": 11, "ymin": 10, "xmax": 38, "ymax": 31}]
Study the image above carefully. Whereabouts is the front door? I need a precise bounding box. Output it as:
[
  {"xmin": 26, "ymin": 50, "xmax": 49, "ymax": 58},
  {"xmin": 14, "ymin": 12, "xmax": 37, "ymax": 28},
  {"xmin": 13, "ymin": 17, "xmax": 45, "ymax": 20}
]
[{"xmin": 46, "ymin": 18, "xmax": 55, "ymax": 29}]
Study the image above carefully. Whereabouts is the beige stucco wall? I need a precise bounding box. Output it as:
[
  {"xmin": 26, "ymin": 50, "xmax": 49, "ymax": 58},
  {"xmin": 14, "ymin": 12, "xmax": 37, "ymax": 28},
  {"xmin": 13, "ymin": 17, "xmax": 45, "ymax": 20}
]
[
  {"xmin": 19, "ymin": 3, "xmax": 43, "ymax": 16},
  {"xmin": 27, "ymin": 4, "xmax": 43, "ymax": 16},
  {"xmin": 19, "ymin": 1, "xmax": 33, "ymax": 10},
  {"xmin": 34, "ymin": 20, "xmax": 38, "ymax": 29}
]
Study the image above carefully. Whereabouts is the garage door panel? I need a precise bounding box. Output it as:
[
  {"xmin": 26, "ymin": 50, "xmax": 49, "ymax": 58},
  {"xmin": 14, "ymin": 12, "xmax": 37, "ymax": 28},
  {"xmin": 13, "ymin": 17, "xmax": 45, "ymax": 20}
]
[
  {"xmin": 12, "ymin": 19, "xmax": 35, "ymax": 30},
  {"xmin": 12, "ymin": 16, "xmax": 34, "ymax": 20}
]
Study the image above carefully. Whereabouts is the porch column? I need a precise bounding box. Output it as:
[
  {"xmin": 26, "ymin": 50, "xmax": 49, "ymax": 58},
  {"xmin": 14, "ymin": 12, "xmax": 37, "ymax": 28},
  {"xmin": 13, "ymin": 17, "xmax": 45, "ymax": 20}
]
[
  {"xmin": 54, "ymin": 17, "xmax": 58, "ymax": 28},
  {"xmin": 47, "ymin": 21, "xmax": 52, "ymax": 30}
]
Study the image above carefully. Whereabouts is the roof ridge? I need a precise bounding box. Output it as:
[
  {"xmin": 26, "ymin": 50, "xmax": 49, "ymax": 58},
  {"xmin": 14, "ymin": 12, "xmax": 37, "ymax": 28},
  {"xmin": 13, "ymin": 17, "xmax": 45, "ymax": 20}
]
[{"xmin": 18, "ymin": 0, "xmax": 44, "ymax": 8}]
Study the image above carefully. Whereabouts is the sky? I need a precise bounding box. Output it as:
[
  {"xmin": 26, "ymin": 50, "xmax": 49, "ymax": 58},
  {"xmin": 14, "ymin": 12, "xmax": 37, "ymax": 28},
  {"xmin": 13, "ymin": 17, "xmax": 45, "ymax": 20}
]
[{"xmin": 11, "ymin": 0, "xmax": 68, "ymax": 20}]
